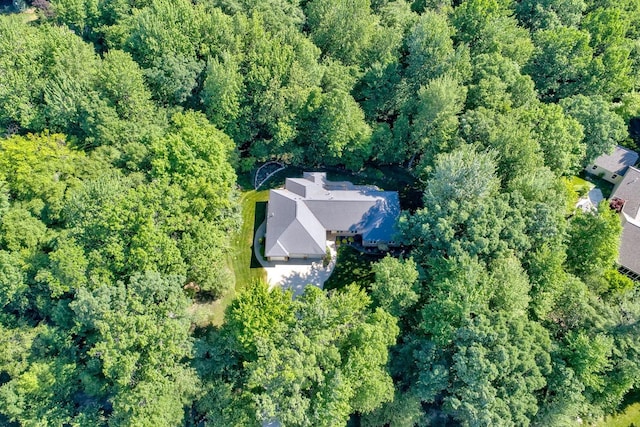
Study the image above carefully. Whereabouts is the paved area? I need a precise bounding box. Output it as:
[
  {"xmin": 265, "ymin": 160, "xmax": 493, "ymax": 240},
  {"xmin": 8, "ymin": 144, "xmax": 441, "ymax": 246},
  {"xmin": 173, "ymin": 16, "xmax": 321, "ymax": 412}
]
[
  {"xmin": 576, "ymin": 187, "xmax": 604, "ymax": 212},
  {"xmin": 254, "ymin": 222, "xmax": 337, "ymax": 296}
]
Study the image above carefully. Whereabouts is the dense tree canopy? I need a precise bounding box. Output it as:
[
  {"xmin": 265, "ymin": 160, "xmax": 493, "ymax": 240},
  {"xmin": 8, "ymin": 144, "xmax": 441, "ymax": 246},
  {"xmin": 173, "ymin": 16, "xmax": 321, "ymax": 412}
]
[{"xmin": 1, "ymin": 0, "xmax": 639, "ymax": 425}]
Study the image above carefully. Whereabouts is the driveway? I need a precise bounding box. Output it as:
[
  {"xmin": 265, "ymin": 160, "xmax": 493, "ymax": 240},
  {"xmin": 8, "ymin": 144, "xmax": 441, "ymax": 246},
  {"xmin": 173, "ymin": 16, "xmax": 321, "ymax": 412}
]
[
  {"xmin": 576, "ymin": 187, "xmax": 604, "ymax": 212},
  {"xmin": 254, "ymin": 222, "xmax": 337, "ymax": 296}
]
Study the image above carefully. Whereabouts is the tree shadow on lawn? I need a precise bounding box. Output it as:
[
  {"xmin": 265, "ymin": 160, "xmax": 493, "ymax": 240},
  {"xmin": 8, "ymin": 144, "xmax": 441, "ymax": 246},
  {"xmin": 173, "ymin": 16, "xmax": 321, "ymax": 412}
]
[
  {"xmin": 323, "ymin": 245, "xmax": 383, "ymax": 291},
  {"xmin": 279, "ymin": 263, "xmax": 328, "ymax": 297},
  {"xmin": 250, "ymin": 201, "xmax": 267, "ymax": 269}
]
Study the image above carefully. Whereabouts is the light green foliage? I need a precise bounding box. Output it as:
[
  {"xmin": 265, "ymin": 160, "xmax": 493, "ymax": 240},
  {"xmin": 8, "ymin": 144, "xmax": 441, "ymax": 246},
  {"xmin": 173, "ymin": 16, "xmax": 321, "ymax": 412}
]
[
  {"xmin": 560, "ymin": 95, "xmax": 627, "ymax": 165},
  {"xmin": 516, "ymin": 0, "xmax": 586, "ymax": 29},
  {"xmin": 360, "ymin": 390, "xmax": 423, "ymax": 427},
  {"xmin": 303, "ymin": 88, "xmax": 372, "ymax": 169},
  {"xmin": 0, "ymin": 358, "xmax": 78, "ymax": 426},
  {"xmin": 0, "ymin": 133, "xmax": 87, "ymax": 224},
  {"xmin": 179, "ymin": 221, "xmax": 233, "ymax": 298},
  {"xmin": 400, "ymin": 145, "xmax": 528, "ymax": 263},
  {"xmin": 526, "ymin": 26, "xmax": 594, "ymax": 101},
  {"xmin": 96, "ymin": 50, "xmax": 156, "ymax": 123},
  {"xmin": 0, "ymin": 207, "xmax": 47, "ymax": 254},
  {"xmin": 0, "ymin": 251, "xmax": 27, "ymax": 310},
  {"xmin": 150, "ymin": 111, "xmax": 238, "ymax": 223},
  {"xmin": 467, "ymin": 53, "xmax": 537, "ymax": 112},
  {"xmin": 413, "ymin": 75, "xmax": 467, "ymax": 170},
  {"xmin": 443, "ymin": 314, "xmax": 551, "ymax": 426},
  {"xmin": 583, "ymin": 7, "xmax": 634, "ymax": 99},
  {"xmin": 550, "ymin": 275, "xmax": 602, "ymax": 332},
  {"xmin": 2, "ymin": 0, "xmax": 640, "ymax": 425},
  {"xmin": 121, "ymin": 0, "xmax": 205, "ymax": 104},
  {"xmin": 523, "ymin": 102, "xmax": 585, "ymax": 174},
  {"xmin": 215, "ymin": 0, "xmax": 306, "ymax": 32},
  {"xmin": 223, "ymin": 280, "xmax": 294, "ymax": 359},
  {"xmin": 371, "ymin": 256, "xmax": 419, "ymax": 317},
  {"xmin": 64, "ymin": 177, "xmax": 187, "ymax": 280},
  {"xmin": 566, "ymin": 201, "xmax": 622, "ymax": 280},
  {"xmin": 209, "ymin": 283, "xmax": 398, "ymax": 426},
  {"xmin": 460, "ymin": 108, "xmax": 546, "ymax": 185},
  {"xmin": 0, "ymin": 323, "xmax": 82, "ymax": 426},
  {"xmin": 488, "ymin": 255, "xmax": 531, "ymax": 316},
  {"xmin": 0, "ymin": 15, "xmax": 45, "ymax": 130},
  {"xmin": 306, "ymin": 0, "xmax": 378, "ymax": 65},
  {"xmin": 404, "ymin": 10, "xmax": 471, "ymax": 90},
  {"xmin": 526, "ymin": 243, "xmax": 568, "ymax": 320},
  {"xmin": 563, "ymin": 331, "xmax": 613, "ymax": 392},
  {"xmin": 70, "ymin": 272, "xmax": 199, "ymax": 427},
  {"xmin": 453, "ymin": 0, "xmax": 534, "ymax": 65},
  {"xmin": 51, "ymin": 0, "xmax": 100, "ymax": 35},
  {"xmin": 36, "ymin": 236, "xmax": 88, "ymax": 298},
  {"xmin": 201, "ymin": 52, "xmax": 244, "ymax": 132},
  {"xmin": 0, "ymin": 17, "xmax": 161, "ymax": 150},
  {"xmin": 419, "ymin": 255, "xmax": 492, "ymax": 344}
]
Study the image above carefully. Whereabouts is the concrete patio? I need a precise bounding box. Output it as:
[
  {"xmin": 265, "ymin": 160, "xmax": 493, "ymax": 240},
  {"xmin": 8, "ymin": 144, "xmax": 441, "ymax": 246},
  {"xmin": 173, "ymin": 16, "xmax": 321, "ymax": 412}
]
[{"xmin": 254, "ymin": 222, "xmax": 337, "ymax": 296}]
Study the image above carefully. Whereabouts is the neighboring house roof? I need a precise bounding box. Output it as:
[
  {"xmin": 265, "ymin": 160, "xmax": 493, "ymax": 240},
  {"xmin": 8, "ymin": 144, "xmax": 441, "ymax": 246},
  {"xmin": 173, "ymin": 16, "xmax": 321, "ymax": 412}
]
[
  {"xmin": 265, "ymin": 173, "xmax": 400, "ymax": 258},
  {"xmin": 612, "ymin": 166, "xmax": 640, "ymax": 221},
  {"xmin": 593, "ymin": 145, "xmax": 639, "ymax": 175},
  {"xmin": 611, "ymin": 166, "xmax": 640, "ymax": 275},
  {"xmin": 619, "ymin": 224, "xmax": 640, "ymax": 276}
]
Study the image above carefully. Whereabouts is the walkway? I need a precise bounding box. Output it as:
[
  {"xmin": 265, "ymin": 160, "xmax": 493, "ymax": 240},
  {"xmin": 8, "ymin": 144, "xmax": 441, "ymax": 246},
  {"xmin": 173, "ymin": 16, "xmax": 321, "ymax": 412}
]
[
  {"xmin": 576, "ymin": 187, "xmax": 604, "ymax": 212},
  {"xmin": 254, "ymin": 222, "xmax": 337, "ymax": 296}
]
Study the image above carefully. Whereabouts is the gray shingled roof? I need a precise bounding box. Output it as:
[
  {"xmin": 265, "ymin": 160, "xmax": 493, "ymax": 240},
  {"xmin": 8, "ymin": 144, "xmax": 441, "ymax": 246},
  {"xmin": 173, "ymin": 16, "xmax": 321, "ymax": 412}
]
[
  {"xmin": 593, "ymin": 145, "xmax": 639, "ymax": 175},
  {"xmin": 264, "ymin": 173, "xmax": 401, "ymax": 258},
  {"xmin": 612, "ymin": 166, "xmax": 640, "ymax": 219},
  {"xmin": 619, "ymin": 224, "xmax": 640, "ymax": 275},
  {"xmin": 611, "ymin": 165, "xmax": 640, "ymax": 275},
  {"xmin": 265, "ymin": 191, "xmax": 326, "ymax": 258}
]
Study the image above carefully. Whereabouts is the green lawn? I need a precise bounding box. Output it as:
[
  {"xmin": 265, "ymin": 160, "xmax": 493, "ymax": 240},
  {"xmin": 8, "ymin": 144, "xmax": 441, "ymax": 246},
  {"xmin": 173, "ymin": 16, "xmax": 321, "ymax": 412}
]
[
  {"xmin": 324, "ymin": 245, "xmax": 383, "ymax": 291},
  {"xmin": 595, "ymin": 390, "xmax": 640, "ymax": 427},
  {"xmin": 191, "ymin": 189, "xmax": 268, "ymax": 326},
  {"xmin": 195, "ymin": 165, "xmax": 418, "ymax": 325},
  {"xmin": 595, "ymin": 403, "xmax": 640, "ymax": 427},
  {"xmin": 568, "ymin": 175, "xmax": 594, "ymax": 197}
]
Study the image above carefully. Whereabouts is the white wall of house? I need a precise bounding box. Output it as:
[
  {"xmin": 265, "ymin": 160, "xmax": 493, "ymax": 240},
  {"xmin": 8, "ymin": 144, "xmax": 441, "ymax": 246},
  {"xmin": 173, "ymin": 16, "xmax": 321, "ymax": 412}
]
[
  {"xmin": 289, "ymin": 253, "xmax": 323, "ymax": 259},
  {"xmin": 585, "ymin": 164, "xmax": 624, "ymax": 184}
]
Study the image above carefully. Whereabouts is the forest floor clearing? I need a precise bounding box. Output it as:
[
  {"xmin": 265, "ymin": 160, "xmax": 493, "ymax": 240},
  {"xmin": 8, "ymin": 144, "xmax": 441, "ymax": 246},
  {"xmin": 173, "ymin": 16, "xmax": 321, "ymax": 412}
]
[
  {"xmin": 254, "ymin": 221, "xmax": 337, "ymax": 295},
  {"xmin": 595, "ymin": 401, "xmax": 640, "ymax": 426}
]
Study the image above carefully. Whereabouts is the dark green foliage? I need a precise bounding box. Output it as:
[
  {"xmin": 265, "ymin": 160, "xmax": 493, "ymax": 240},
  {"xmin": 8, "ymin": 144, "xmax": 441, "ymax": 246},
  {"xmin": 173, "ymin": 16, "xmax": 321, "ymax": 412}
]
[
  {"xmin": 566, "ymin": 201, "xmax": 622, "ymax": 280},
  {"xmin": 200, "ymin": 282, "xmax": 398, "ymax": 426},
  {"xmin": 2, "ymin": 0, "xmax": 640, "ymax": 425},
  {"xmin": 560, "ymin": 95, "xmax": 627, "ymax": 165}
]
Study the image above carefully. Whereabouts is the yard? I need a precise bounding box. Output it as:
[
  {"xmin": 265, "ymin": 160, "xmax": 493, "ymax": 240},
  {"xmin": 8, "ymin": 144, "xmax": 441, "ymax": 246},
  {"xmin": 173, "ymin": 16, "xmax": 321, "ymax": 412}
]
[
  {"xmin": 324, "ymin": 245, "xmax": 383, "ymax": 291},
  {"xmin": 190, "ymin": 189, "xmax": 269, "ymax": 326},
  {"xmin": 595, "ymin": 403, "xmax": 640, "ymax": 427},
  {"xmin": 191, "ymin": 165, "xmax": 418, "ymax": 326},
  {"xmin": 595, "ymin": 390, "xmax": 640, "ymax": 427}
]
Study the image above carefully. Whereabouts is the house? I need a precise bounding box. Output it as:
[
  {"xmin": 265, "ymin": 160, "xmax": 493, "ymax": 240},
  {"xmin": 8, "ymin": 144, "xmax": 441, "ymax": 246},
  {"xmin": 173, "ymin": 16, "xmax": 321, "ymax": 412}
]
[
  {"xmin": 585, "ymin": 145, "xmax": 639, "ymax": 184},
  {"xmin": 609, "ymin": 165, "xmax": 640, "ymax": 280},
  {"xmin": 264, "ymin": 172, "xmax": 400, "ymax": 261}
]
